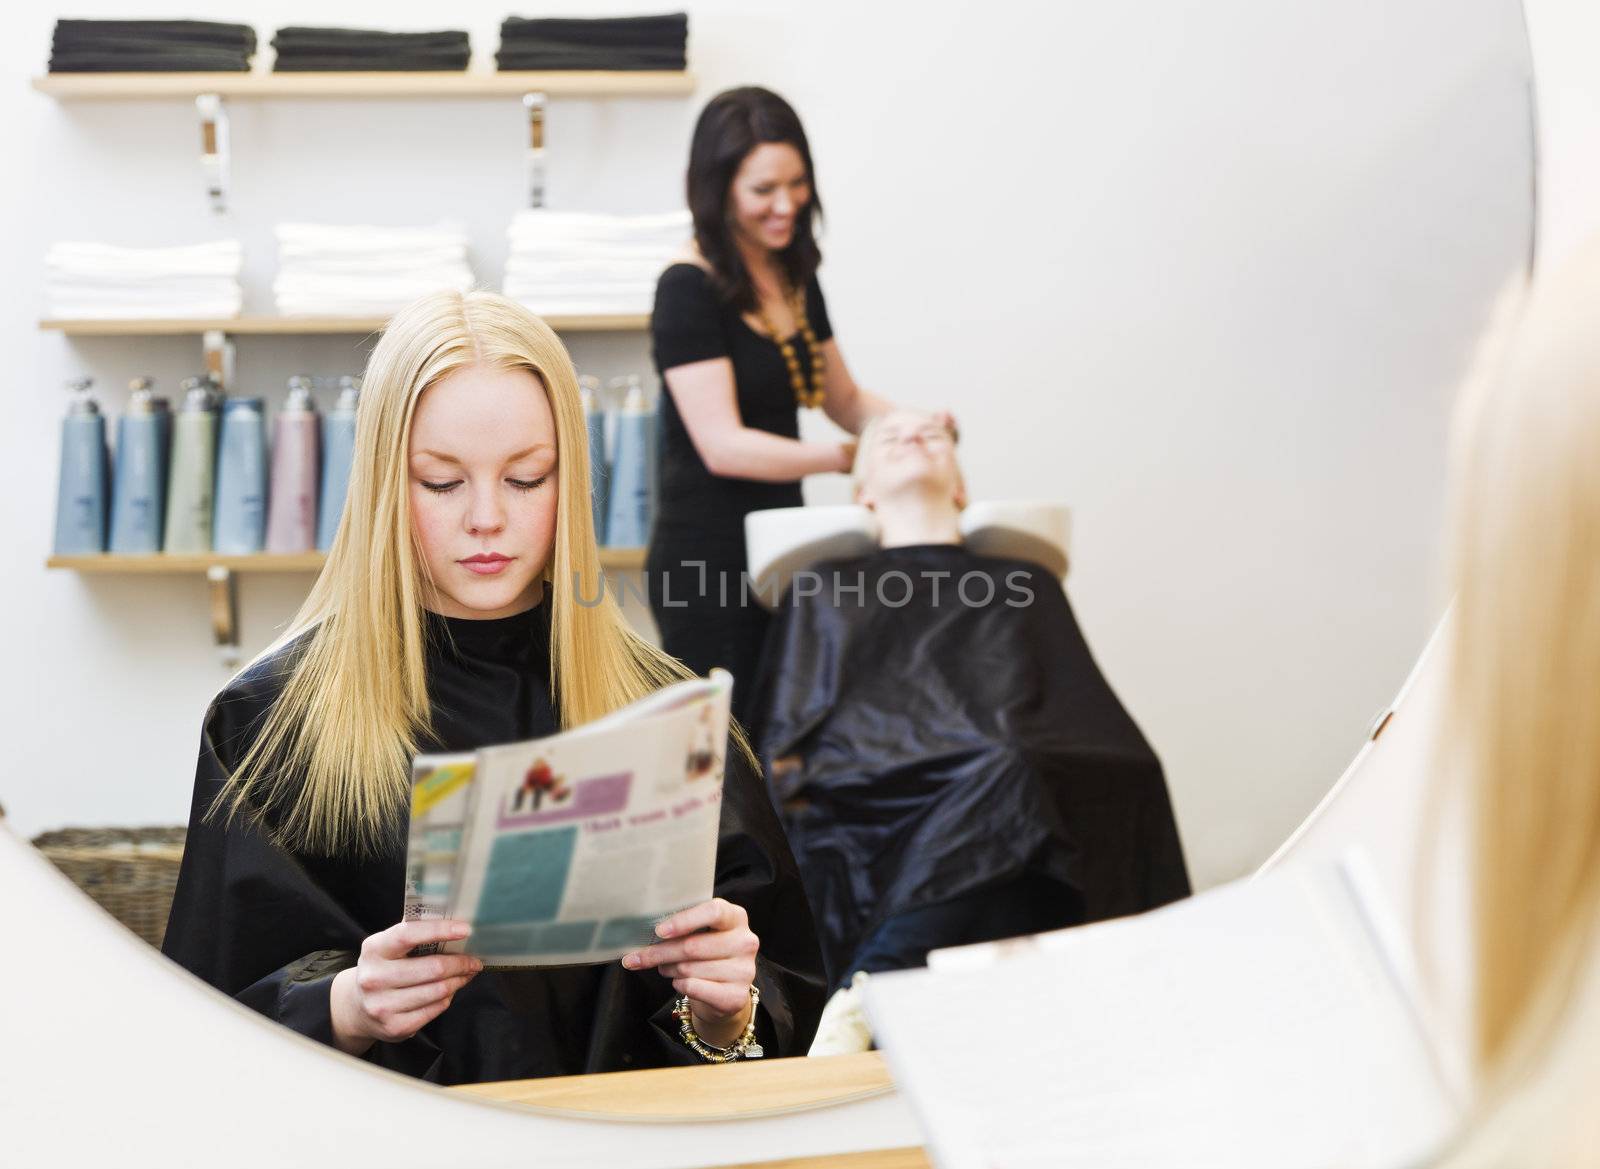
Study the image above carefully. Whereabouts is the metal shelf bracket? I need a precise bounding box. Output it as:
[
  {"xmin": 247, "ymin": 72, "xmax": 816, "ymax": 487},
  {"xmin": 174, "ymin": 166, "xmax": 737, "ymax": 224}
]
[
  {"xmin": 523, "ymin": 91, "xmax": 548, "ymax": 208},
  {"xmin": 201, "ymin": 328, "xmax": 235, "ymax": 390},
  {"xmin": 196, "ymin": 93, "xmax": 230, "ymax": 215},
  {"xmin": 206, "ymin": 565, "xmax": 240, "ymax": 666}
]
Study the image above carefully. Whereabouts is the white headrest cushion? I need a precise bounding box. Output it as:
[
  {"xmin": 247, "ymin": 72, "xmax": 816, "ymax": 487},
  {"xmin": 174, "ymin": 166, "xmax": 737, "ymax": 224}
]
[{"xmin": 744, "ymin": 501, "xmax": 1071, "ymax": 610}]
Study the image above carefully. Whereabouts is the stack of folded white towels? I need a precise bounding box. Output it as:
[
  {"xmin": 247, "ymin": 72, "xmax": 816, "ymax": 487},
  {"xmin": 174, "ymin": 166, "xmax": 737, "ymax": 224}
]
[
  {"xmin": 503, "ymin": 210, "xmax": 688, "ymax": 315},
  {"xmin": 44, "ymin": 239, "xmax": 244, "ymax": 319},
  {"xmin": 273, "ymin": 223, "xmax": 474, "ymax": 316}
]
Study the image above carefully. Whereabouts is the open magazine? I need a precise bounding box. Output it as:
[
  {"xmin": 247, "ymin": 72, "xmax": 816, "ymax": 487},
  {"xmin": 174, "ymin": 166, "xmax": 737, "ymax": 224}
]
[{"xmin": 403, "ymin": 669, "xmax": 732, "ymax": 968}]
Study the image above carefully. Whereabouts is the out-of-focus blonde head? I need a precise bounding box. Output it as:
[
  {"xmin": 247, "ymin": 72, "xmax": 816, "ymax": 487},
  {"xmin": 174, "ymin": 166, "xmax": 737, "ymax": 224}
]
[
  {"xmin": 218, "ymin": 290, "xmax": 692, "ymax": 856},
  {"xmin": 1445, "ymin": 238, "xmax": 1600, "ymax": 1081}
]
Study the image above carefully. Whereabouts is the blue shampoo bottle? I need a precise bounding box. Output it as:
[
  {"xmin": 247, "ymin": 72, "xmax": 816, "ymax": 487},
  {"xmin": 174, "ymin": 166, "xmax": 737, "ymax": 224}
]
[
  {"xmin": 213, "ymin": 396, "xmax": 268, "ymax": 554},
  {"xmin": 579, "ymin": 375, "xmax": 609, "ymax": 545},
  {"xmin": 108, "ymin": 377, "xmax": 166, "ymax": 555},
  {"xmin": 316, "ymin": 376, "xmax": 360, "ymax": 551},
  {"xmin": 52, "ymin": 377, "xmax": 109, "ymax": 556},
  {"xmin": 604, "ymin": 375, "xmax": 655, "ymax": 549}
]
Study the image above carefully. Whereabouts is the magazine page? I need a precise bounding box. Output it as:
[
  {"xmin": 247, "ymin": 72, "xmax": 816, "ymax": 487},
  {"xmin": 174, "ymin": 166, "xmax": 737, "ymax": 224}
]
[
  {"xmin": 416, "ymin": 671, "xmax": 732, "ymax": 967},
  {"xmin": 404, "ymin": 672, "xmax": 729, "ymax": 927},
  {"xmin": 566, "ymin": 672, "xmax": 737, "ymax": 737},
  {"xmin": 403, "ymin": 751, "xmax": 476, "ymax": 927}
]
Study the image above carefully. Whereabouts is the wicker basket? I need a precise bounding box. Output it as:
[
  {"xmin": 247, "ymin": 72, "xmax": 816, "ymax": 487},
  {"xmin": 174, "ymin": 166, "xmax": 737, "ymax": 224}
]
[{"xmin": 32, "ymin": 826, "xmax": 187, "ymax": 948}]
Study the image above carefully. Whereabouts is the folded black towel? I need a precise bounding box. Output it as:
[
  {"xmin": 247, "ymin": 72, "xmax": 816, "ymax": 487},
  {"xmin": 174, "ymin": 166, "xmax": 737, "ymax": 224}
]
[
  {"xmin": 498, "ymin": 13, "xmax": 687, "ymax": 49},
  {"xmin": 495, "ymin": 12, "xmax": 686, "ymax": 70},
  {"xmin": 275, "ymin": 46, "xmax": 469, "ymax": 61},
  {"xmin": 274, "ymin": 43, "xmax": 470, "ymax": 59},
  {"xmin": 48, "ymin": 49, "xmax": 253, "ymax": 73},
  {"xmin": 49, "ymin": 18, "xmax": 255, "ymax": 72},
  {"xmin": 495, "ymin": 46, "xmax": 686, "ymax": 71},
  {"xmin": 274, "ymin": 52, "xmax": 471, "ymax": 73},
  {"xmin": 52, "ymin": 19, "xmax": 256, "ymax": 51},
  {"xmin": 271, "ymin": 26, "xmax": 469, "ymax": 51}
]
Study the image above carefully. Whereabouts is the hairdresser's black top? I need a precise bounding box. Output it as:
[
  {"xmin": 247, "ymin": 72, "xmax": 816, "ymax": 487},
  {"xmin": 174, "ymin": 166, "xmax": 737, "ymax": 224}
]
[
  {"xmin": 650, "ymin": 262, "xmax": 833, "ymax": 537},
  {"xmin": 163, "ymin": 592, "xmax": 826, "ymax": 1084}
]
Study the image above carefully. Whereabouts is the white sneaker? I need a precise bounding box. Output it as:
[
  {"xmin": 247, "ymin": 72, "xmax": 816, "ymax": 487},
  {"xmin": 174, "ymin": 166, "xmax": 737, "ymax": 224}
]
[{"xmin": 807, "ymin": 971, "xmax": 874, "ymax": 1056}]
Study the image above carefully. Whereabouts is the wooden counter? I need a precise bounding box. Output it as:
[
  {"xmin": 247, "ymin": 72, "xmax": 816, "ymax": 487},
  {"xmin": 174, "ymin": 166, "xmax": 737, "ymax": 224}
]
[{"xmin": 451, "ymin": 1051, "xmax": 930, "ymax": 1168}]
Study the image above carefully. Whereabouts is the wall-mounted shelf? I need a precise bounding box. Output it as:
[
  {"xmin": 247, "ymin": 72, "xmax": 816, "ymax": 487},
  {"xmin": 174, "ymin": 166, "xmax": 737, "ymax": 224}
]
[
  {"xmin": 50, "ymin": 548, "xmax": 648, "ymax": 664},
  {"xmin": 47, "ymin": 549, "xmax": 647, "ymax": 573},
  {"xmin": 40, "ymin": 314, "xmax": 651, "ymax": 337},
  {"xmin": 48, "ymin": 552, "xmax": 324, "ymax": 573},
  {"xmin": 32, "ymin": 71, "xmax": 696, "ymax": 101},
  {"xmin": 36, "ymin": 69, "xmax": 694, "ymax": 212},
  {"xmin": 42, "ymin": 313, "xmax": 651, "ymax": 389}
]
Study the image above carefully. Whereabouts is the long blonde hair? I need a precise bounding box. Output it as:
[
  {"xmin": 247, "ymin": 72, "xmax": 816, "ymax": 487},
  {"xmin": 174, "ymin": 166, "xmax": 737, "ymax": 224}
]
[
  {"xmin": 1444, "ymin": 239, "xmax": 1600, "ymax": 1077},
  {"xmin": 218, "ymin": 290, "xmax": 692, "ymax": 856}
]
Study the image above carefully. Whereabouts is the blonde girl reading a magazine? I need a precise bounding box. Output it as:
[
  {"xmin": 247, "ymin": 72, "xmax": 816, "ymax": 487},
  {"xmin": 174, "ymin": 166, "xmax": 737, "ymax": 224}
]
[{"xmin": 162, "ymin": 290, "xmax": 826, "ymax": 1084}]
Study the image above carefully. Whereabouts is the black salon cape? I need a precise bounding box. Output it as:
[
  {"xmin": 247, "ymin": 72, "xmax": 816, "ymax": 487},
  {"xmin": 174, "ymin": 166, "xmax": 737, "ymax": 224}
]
[
  {"xmin": 754, "ymin": 545, "xmax": 1191, "ymax": 983},
  {"xmin": 162, "ymin": 597, "xmax": 826, "ymax": 1085}
]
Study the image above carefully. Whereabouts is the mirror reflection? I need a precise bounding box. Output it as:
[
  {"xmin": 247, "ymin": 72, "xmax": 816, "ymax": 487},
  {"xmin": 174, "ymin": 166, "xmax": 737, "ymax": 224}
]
[{"xmin": 14, "ymin": 0, "xmax": 1594, "ymax": 1165}]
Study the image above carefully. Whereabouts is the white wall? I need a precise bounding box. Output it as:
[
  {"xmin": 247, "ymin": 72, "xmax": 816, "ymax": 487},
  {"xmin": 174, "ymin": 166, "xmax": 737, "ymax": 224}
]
[
  {"xmin": 0, "ymin": 0, "xmax": 1534, "ymax": 889},
  {"xmin": 1523, "ymin": 0, "xmax": 1600, "ymax": 267}
]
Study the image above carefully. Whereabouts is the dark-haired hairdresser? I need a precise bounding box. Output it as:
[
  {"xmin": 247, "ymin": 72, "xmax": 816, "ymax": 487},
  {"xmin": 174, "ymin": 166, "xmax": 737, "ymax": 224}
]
[{"xmin": 648, "ymin": 87, "xmax": 948, "ymax": 725}]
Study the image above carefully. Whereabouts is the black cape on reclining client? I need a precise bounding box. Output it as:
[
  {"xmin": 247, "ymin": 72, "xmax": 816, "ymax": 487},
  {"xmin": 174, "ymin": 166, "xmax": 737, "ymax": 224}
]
[
  {"xmin": 754, "ymin": 544, "xmax": 1191, "ymax": 985},
  {"xmin": 163, "ymin": 592, "xmax": 826, "ymax": 1085}
]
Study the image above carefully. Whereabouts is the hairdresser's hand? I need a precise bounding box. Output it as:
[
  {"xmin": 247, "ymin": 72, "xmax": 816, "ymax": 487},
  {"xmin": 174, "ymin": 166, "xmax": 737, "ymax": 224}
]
[
  {"xmin": 329, "ymin": 918, "xmax": 483, "ymax": 1056},
  {"xmin": 836, "ymin": 440, "xmax": 858, "ymax": 472},
  {"xmin": 622, "ymin": 897, "xmax": 758, "ymax": 1047},
  {"xmin": 933, "ymin": 410, "xmax": 959, "ymax": 443}
]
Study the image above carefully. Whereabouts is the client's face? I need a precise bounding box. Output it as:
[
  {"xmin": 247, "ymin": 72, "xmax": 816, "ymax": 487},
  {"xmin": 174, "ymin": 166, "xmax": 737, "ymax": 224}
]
[
  {"xmin": 408, "ymin": 363, "xmax": 560, "ymax": 619},
  {"xmin": 857, "ymin": 410, "xmax": 962, "ymax": 508}
]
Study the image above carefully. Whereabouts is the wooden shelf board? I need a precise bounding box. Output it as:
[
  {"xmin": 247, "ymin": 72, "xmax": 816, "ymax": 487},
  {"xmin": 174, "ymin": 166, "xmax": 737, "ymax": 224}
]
[
  {"xmin": 48, "ymin": 548, "xmax": 647, "ymax": 573},
  {"xmin": 47, "ymin": 553, "xmax": 324, "ymax": 573},
  {"xmin": 596, "ymin": 545, "xmax": 647, "ymax": 571},
  {"xmin": 33, "ymin": 70, "xmax": 695, "ymax": 100},
  {"xmin": 41, "ymin": 313, "xmax": 649, "ymax": 337}
]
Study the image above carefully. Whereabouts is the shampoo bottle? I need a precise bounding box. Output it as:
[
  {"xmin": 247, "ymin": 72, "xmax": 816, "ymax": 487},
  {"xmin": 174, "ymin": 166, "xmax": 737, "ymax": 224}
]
[
  {"xmin": 162, "ymin": 377, "xmax": 219, "ymax": 553},
  {"xmin": 52, "ymin": 377, "xmax": 109, "ymax": 556},
  {"xmin": 109, "ymin": 377, "xmax": 166, "ymax": 555},
  {"xmin": 604, "ymin": 375, "xmax": 655, "ymax": 548},
  {"xmin": 316, "ymin": 375, "xmax": 360, "ymax": 551},
  {"xmin": 579, "ymin": 375, "xmax": 609, "ymax": 545},
  {"xmin": 265, "ymin": 377, "xmax": 321, "ymax": 554},
  {"xmin": 213, "ymin": 396, "xmax": 268, "ymax": 554}
]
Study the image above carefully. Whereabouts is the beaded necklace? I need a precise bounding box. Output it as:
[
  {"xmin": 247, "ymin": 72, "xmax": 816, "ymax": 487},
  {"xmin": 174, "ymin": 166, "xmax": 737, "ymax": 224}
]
[{"xmin": 754, "ymin": 283, "xmax": 827, "ymax": 409}]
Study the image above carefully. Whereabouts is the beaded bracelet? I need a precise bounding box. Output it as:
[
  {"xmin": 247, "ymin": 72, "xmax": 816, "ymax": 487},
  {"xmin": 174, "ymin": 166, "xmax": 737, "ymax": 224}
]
[{"xmin": 673, "ymin": 984, "xmax": 764, "ymax": 1062}]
